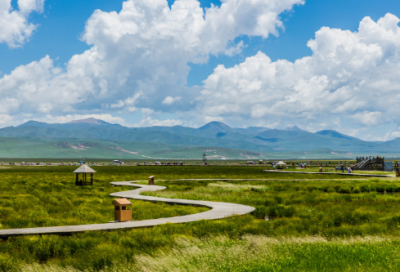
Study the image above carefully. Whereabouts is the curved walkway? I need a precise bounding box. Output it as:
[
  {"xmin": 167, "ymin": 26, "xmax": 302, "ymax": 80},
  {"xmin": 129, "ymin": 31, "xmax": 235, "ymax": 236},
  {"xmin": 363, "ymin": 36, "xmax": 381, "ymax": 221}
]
[
  {"xmin": 264, "ymin": 170, "xmax": 394, "ymax": 178},
  {"xmin": 0, "ymin": 181, "xmax": 255, "ymax": 238}
]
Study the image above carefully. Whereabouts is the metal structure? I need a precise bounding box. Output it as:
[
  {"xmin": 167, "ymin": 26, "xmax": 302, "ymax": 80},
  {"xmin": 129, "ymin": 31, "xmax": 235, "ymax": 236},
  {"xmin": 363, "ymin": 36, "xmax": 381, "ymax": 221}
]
[{"xmin": 353, "ymin": 156, "xmax": 386, "ymax": 171}]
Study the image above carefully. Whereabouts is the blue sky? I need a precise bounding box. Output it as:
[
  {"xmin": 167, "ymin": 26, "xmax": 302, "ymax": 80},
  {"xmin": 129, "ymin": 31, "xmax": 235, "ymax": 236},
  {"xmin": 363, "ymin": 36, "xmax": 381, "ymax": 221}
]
[
  {"xmin": 3, "ymin": 0, "xmax": 400, "ymax": 83},
  {"xmin": 188, "ymin": 0, "xmax": 400, "ymax": 86},
  {"xmin": 1, "ymin": 0, "xmax": 400, "ymax": 140}
]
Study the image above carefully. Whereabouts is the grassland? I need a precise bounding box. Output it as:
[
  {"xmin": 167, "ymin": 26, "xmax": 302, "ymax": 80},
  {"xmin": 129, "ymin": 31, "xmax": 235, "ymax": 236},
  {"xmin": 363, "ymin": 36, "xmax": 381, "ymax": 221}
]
[
  {"xmin": 270, "ymin": 165, "xmax": 396, "ymax": 176},
  {"xmin": 0, "ymin": 136, "xmax": 270, "ymax": 160},
  {"xmin": 0, "ymin": 167, "xmax": 208, "ymax": 229},
  {"xmin": 0, "ymin": 166, "xmax": 400, "ymax": 271}
]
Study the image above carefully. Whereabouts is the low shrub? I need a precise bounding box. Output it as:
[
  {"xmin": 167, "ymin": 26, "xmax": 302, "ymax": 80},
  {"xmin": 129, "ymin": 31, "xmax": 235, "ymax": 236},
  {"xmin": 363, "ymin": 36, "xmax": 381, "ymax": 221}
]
[
  {"xmin": 386, "ymin": 186, "xmax": 394, "ymax": 193},
  {"xmin": 264, "ymin": 199, "xmax": 275, "ymax": 206},
  {"xmin": 274, "ymin": 196, "xmax": 284, "ymax": 204},
  {"xmin": 250, "ymin": 187, "xmax": 268, "ymax": 193},
  {"xmin": 268, "ymin": 204, "xmax": 296, "ymax": 218},
  {"xmin": 340, "ymin": 194, "xmax": 352, "ymax": 202},
  {"xmin": 386, "ymin": 215, "xmax": 400, "ymax": 229},
  {"xmin": 360, "ymin": 185, "xmax": 369, "ymax": 193},
  {"xmin": 376, "ymin": 187, "xmax": 385, "ymax": 193},
  {"xmin": 338, "ymin": 187, "xmax": 351, "ymax": 194},
  {"xmin": 327, "ymin": 187, "xmax": 335, "ymax": 193},
  {"xmin": 306, "ymin": 186, "xmax": 317, "ymax": 192},
  {"xmin": 252, "ymin": 206, "xmax": 267, "ymax": 219}
]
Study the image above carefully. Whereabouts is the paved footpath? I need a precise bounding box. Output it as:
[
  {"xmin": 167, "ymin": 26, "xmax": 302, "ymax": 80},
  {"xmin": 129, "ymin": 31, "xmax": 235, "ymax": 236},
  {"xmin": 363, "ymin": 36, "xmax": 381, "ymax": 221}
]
[
  {"xmin": 264, "ymin": 170, "xmax": 394, "ymax": 178},
  {"xmin": 0, "ymin": 181, "xmax": 255, "ymax": 238}
]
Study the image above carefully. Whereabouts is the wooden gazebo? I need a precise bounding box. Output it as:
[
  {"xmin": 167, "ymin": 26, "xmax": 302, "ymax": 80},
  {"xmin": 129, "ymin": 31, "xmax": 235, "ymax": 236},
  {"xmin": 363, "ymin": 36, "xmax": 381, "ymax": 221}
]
[
  {"xmin": 74, "ymin": 164, "xmax": 96, "ymax": 186},
  {"xmin": 275, "ymin": 161, "xmax": 287, "ymax": 169}
]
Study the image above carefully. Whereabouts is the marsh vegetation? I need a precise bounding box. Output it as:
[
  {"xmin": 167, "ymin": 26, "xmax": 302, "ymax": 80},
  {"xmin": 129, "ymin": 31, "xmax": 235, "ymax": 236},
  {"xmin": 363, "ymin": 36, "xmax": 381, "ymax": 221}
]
[{"xmin": 0, "ymin": 166, "xmax": 399, "ymax": 271}]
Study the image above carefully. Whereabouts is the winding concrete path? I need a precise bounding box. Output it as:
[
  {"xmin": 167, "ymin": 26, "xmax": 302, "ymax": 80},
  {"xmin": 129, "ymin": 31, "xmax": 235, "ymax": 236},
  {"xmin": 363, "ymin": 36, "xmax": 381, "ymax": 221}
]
[
  {"xmin": 0, "ymin": 181, "xmax": 255, "ymax": 238},
  {"xmin": 264, "ymin": 170, "xmax": 394, "ymax": 178}
]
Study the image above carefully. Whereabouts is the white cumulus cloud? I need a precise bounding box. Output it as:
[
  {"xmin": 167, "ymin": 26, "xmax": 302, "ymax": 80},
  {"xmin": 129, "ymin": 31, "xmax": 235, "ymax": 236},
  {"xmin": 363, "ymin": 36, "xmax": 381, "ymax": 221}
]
[
  {"xmin": 197, "ymin": 13, "xmax": 400, "ymax": 139},
  {"xmin": 0, "ymin": 0, "xmax": 45, "ymax": 47},
  {"xmin": 162, "ymin": 96, "xmax": 181, "ymax": 105},
  {"xmin": 0, "ymin": 0, "xmax": 303, "ymax": 123},
  {"xmin": 29, "ymin": 114, "xmax": 127, "ymax": 125},
  {"xmin": 4, "ymin": 0, "xmax": 400, "ymax": 140},
  {"xmin": 138, "ymin": 116, "xmax": 183, "ymax": 127}
]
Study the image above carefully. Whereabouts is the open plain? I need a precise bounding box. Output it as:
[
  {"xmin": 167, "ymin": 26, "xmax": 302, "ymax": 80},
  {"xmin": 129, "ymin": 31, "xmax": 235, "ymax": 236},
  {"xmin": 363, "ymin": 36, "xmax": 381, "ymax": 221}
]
[{"xmin": 0, "ymin": 165, "xmax": 399, "ymax": 271}]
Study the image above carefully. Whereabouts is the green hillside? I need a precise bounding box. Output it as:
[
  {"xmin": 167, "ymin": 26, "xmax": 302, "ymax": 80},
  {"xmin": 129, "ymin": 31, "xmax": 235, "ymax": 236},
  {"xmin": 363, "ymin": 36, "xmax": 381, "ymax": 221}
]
[
  {"xmin": 0, "ymin": 118, "xmax": 399, "ymax": 159},
  {"xmin": 0, "ymin": 137, "xmax": 267, "ymax": 159}
]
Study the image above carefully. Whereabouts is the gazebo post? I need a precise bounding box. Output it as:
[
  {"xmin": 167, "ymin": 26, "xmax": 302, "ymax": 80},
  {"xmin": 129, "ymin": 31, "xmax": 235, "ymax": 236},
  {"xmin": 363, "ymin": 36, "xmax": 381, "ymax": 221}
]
[
  {"xmin": 76, "ymin": 173, "xmax": 78, "ymax": 185},
  {"xmin": 91, "ymin": 173, "xmax": 93, "ymax": 185}
]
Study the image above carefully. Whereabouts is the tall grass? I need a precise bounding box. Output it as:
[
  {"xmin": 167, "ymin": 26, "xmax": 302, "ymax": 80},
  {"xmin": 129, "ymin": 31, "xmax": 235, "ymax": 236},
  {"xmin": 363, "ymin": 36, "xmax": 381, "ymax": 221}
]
[
  {"xmin": 0, "ymin": 167, "xmax": 208, "ymax": 229},
  {"xmin": 145, "ymin": 178, "xmax": 400, "ymax": 237},
  {"xmin": 0, "ymin": 166, "xmax": 397, "ymax": 271},
  {"xmin": 17, "ymin": 235, "xmax": 400, "ymax": 271}
]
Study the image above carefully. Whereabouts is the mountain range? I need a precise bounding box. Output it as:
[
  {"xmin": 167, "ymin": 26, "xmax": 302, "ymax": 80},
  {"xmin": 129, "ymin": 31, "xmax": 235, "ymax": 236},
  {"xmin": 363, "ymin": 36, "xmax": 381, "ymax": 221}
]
[{"xmin": 0, "ymin": 118, "xmax": 399, "ymax": 159}]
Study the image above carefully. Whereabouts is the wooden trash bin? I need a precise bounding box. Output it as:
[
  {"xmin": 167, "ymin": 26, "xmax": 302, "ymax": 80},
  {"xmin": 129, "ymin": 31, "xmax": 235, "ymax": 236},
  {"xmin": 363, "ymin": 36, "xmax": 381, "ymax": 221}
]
[
  {"xmin": 319, "ymin": 167, "xmax": 323, "ymax": 173},
  {"xmin": 114, "ymin": 198, "xmax": 132, "ymax": 222},
  {"xmin": 148, "ymin": 176, "xmax": 155, "ymax": 185},
  {"xmin": 396, "ymin": 171, "xmax": 400, "ymax": 178}
]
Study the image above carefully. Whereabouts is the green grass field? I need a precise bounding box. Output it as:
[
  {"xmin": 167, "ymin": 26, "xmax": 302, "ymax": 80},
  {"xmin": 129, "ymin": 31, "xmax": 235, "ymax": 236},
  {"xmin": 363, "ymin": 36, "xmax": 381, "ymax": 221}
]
[
  {"xmin": 0, "ymin": 168, "xmax": 208, "ymax": 229},
  {"xmin": 273, "ymin": 166, "xmax": 395, "ymax": 176},
  {"xmin": 1, "ymin": 166, "xmax": 400, "ymax": 271}
]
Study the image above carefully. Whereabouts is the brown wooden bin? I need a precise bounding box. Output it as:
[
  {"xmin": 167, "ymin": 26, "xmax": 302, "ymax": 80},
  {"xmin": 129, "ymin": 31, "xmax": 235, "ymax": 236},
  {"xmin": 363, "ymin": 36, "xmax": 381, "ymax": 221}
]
[
  {"xmin": 114, "ymin": 198, "xmax": 132, "ymax": 222},
  {"xmin": 148, "ymin": 176, "xmax": 155, "ymax": 185}
]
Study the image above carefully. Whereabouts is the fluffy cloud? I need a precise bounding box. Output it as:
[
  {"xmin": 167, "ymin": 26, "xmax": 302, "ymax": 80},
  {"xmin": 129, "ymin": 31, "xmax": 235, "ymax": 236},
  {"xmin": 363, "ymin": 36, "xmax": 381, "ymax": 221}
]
[
  {"xmin": 197, "ymin": 13, "xmax": 400, "ymax": 138},
  {"xmin": 3, "ymin": 0, "xmax": 400, "ymax": 140},
  {"xmin": 0, "ymin": 0, "xmax": 302, "ymax": 119},
  {"xmin": 138, "ymin": 116, "xmax": 183, "ymax": 127},
  {"xmin": 0, "ymin": 56, "xmax": 93, "ymax": 114},
  {"xmin": 34, "ymin": 114, "xmax": 126, "ymax": 125},
  {"xmin": 162, "ymin": 96, "xmax": 181, "ymax": 105},
  {"xmin": 0, "ymin": 0, "xmax": 44, "ymax": 47},
  {"xmin": 18, "ymin": 0, "xmax": 44, "ymax": 14},
  {"xmin": 0, "ymin": 114, "xmax": 13, "ymax": 125}
]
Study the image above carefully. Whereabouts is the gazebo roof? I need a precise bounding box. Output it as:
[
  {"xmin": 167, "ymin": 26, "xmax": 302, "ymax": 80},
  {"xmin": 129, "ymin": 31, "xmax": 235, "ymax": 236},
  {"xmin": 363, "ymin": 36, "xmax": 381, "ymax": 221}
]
[
  {"xmin": 74, "ymin": 164, "xmax": 96, "ymax": 174},
  {"xmin": 275, "ymin": 161, "xmax": 287, "ymax": 166}
]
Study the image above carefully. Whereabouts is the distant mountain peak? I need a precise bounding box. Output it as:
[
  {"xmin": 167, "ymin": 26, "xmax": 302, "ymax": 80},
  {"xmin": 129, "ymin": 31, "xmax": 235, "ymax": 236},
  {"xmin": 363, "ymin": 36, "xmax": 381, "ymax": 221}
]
[
  {"xmin": 198, "ymin": 121, "xmax": 234, "ymax": 133},
  {"xmin": 316, "ymin": 130, "xmax": 356, "ymax": 140},
  {"xmin": 199, "ymin": 121, "xmax": 230, "ymax": 130},
  {"xmin": 200, "ymin": 121, "xmax": 230, "ymax": 127},
  {"xmin": 284, "ymin": 126, "xmax": 305, "ymax": 132},
  {"xmin": 17, "ymin": 120, "xmax": 49, "ymax": 128},
  {"xmin": 20, "ymin": 120, "xmax": 45, "ymax": 125},
  {"xmin": 68, "ymin": 118, "xmax": 112, "ymax": 125}
]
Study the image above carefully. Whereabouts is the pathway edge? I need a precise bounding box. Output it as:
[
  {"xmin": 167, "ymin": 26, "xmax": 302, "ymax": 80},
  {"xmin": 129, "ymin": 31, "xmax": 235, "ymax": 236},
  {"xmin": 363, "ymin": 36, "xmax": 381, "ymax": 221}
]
[{"xmin": 0, "ymin": 181, "xmax": 255, "ymax": 237}]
